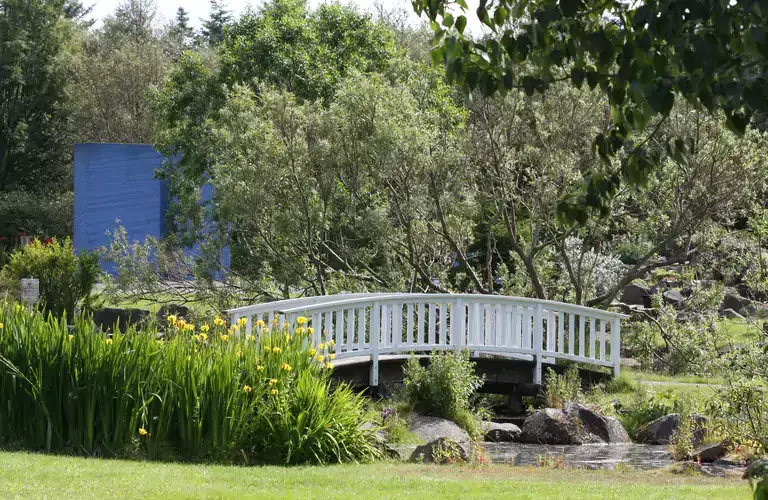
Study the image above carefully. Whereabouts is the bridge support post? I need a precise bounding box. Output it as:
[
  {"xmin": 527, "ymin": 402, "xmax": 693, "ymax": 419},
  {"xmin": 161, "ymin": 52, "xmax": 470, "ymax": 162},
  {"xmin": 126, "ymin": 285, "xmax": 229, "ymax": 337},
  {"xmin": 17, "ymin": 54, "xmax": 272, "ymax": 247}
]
[
  {"xmin": 612, "ymin": 317, "xmax": 621, "ymax": 378},
  {"xmin": 370, "ymin": 301, "xmax": 380, "ymax": 387},
  {"xmin": 533, "ymin": 304, "xmax": 543, "ymax": 385}
]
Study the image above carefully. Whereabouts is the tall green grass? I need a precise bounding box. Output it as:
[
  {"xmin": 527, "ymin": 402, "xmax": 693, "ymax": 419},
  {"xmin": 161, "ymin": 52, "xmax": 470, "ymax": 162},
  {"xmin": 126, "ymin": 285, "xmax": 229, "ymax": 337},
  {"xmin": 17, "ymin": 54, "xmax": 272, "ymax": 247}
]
[{"xmin": 0, "ymin": 304, "xmax": 379, "ymax": 464}]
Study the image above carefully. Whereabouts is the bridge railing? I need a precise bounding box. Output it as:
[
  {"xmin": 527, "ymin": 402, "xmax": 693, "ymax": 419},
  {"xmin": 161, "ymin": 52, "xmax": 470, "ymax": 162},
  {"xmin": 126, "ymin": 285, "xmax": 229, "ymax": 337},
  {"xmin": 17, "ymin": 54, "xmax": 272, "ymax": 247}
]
[{"xmin": 229, "ymin": 294, "xmax": 627, "ymax": 386}]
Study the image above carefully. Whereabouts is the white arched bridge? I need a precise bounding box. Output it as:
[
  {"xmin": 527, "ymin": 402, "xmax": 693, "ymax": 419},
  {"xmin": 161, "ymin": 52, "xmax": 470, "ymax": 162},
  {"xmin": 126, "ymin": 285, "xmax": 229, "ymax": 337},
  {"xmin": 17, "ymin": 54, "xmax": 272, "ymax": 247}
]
[{"xmin": 228, "ymin": 294, "xmax": 627, "ymax": 388}]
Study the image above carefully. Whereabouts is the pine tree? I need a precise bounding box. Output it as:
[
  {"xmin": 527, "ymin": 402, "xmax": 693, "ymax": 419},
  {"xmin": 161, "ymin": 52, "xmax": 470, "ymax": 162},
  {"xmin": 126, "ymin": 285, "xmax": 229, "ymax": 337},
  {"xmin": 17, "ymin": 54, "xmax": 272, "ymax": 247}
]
[
  {"xmin": 200, "ymin": 0, "xmax": 231, "ymax": 46},
  {"xmin": 171, "ymin": 6, "xmax": 194, "ymax": 46}
]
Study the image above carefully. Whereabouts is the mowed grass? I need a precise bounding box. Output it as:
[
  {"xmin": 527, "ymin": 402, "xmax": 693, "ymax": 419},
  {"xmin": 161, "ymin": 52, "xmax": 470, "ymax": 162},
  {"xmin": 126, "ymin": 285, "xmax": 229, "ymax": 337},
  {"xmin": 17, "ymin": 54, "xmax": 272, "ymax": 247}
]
[{"xmin": 0, "ymin": 451, "xmax": 749, "ymax": 499}]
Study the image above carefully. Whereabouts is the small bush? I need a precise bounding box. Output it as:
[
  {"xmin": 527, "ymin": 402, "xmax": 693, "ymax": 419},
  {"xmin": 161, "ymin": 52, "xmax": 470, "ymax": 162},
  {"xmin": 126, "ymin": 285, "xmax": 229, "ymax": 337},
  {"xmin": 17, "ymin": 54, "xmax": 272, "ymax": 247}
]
[
  {"xmin": 2, "ymin": 238, "xmax": 100, "ymax": 318},
  {"xmin": 403, "ymin": 349, "xmax": 483, "ymax": 436},
  {"xmin": 543, "ymin": 365, "xmax": 583, "ymax": 408}
]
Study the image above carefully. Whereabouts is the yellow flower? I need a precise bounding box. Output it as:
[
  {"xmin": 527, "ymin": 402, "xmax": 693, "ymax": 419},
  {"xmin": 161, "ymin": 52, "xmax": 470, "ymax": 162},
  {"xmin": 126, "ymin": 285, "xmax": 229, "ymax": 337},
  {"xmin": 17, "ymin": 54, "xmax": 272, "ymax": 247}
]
[
  {"xmin": 329, "ymin": 353, "xmax": 336, "ymax": 360},
  {"xmin": 200, "ymin": 333, "xmax": 208, "ymax": 341},
  {"xmin": 236, "ymin": 349, "xmax": 242, "ymax": 358},
  {"xmin": 282, "ymin": 322, "xmax": 289, "ymax": 329},
  {"xmin": 246, "ymin": 334, "xmax": 254, "ymax": 342},
  {"xmin": 307, "ymin": 327, "xmax": 315, "ymax": 335},
  {"xmin": 281, "ymin": 363, "xmax": 292, "ymax": 372},
  {"xmin": 272, "ymin": 317, "xmax": 280, "ymax": 326},
  {"xmin": 176, "ymin": 319, "xmax": 187, "ymax": 328},
  {"xmin": 325, "ymin": 363, "xmax": 334, "ymax": 370},
  {"xmin": 255, "ymin": 320, "xmax": 266, "ymax": 328},
  {"xmin": 268, "ymin": 379, "xmax": 278, "ymax": 386},
  {"xmin": 296, "ymin": 316, "xmax": 308, "ymax": 325},
  {"xmin": 68, "ymin": 335, "xmax": 74, "ymax": 341},
  {"xmin": 138, "ymin": 428, "xmax": 148, "ymax": 436},
  {"xmin": 184, "ymin": 323, "xmax": 195, "ymax": 332},
  {"xmin": 193, "ymin": 334, "xmax": 200, "ymax": 342},
  {"xmin": 200, "ymin": 324, "xmax": 210, "ymax": 333},
  {"xmin": 295, "ymin": 327, "xmax": 305, "ymax": 335},
  {"xmin": 242, "ymin": 385, "xmax": 253, "ymax": 393},
  {"xmin": 270, "ymin": 389, "xmax": 279, "ymax": 395},
  {"xmin": 166, "ymin": 315, "xmax": 177, "ymax": 324},
  {"xmin": 229, "ymin": 324, "xmax": 239, "ymax": 334},
  {"xmin": 238, "ymin": 317, "xmax": 248, "ymax": 328},
  {"xmin": 285, "ymin": 334, "xmax": 291, "ymax": 342},
  {"xmin": 309, "ymin": 348, "xmax": 317, "ymax": 356},
  {"xmin": 105, "ymin": 338, "xmax": 113, "ymax": 345},
  {"xmin": 0, "ymin": 322, "xmax": 4, "ymax": 329},
  {"xmin": 316, "ymin": 355, "xmax": 325, "ymax": 362},
  {"xmin": 272, "ymin": 347, "xmax": 282, "ymax": 354},
  {"xmin": 261, "ymin": 328, "xmax": 269, "ymax": 335},
  {"xmin": 213, "ymin": 317, "xmax": 226, "ymax": 327},
  {"xmin": 329, "ymin": 340, "xmax": 336, "ymax": 347},
  {"xmin": 220, "ymin": 334, "xmax": 229, "ymax": 342},
  {"xmin": 318, "ymin": 343, "xmax": 326, "ymax": 350},
  {"xmin": 256, "ymin": 365, "xmax": 265, "ymax": 371}
]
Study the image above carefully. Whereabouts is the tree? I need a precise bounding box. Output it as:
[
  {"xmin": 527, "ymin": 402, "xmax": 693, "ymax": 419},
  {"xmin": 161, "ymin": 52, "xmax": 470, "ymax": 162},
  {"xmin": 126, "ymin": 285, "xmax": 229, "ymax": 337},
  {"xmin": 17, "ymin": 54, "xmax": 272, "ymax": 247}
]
[
  {"xmin": 0, "ymin": 0, "xmax": 74, "ymax": 237},
  {"xmin": 71, "ymin": 0, "xmax": 170, "ymax": 144},
  {"xmin": 412, "ymin": 0, "xmax": 768, "ymax": 221},
  {"xmin": 200, "ymin": 0, "xmax": 230, "ymax": 46},
  {"xmin": 170, "ymin": 6, "xmax": 193, "ymax": 47}
]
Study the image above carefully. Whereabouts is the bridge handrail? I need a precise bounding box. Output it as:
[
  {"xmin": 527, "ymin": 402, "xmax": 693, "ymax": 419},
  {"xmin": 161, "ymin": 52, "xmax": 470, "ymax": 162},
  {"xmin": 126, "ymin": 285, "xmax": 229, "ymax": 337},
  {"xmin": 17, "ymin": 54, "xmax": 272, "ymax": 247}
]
[
  {"xmin": 230, "ymin": 293, "xmax": 626, "ymax": 387},
  {"xmin": 277, "ymin": 294, "xmax": 627, "ymax": 320}
]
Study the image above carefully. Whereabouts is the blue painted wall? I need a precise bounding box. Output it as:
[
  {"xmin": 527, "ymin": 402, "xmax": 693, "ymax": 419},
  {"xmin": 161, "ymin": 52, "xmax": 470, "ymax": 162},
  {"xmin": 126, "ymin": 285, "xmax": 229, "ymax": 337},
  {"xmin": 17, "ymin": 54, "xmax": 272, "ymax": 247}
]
[{"xmin": 74, "ymin": 143, "xmax": 229, "ymax": 275}]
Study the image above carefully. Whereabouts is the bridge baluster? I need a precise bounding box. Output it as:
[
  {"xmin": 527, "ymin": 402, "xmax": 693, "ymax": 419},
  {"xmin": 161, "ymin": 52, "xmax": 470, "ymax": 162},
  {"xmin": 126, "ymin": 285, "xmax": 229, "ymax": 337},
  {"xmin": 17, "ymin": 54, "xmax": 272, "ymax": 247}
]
[
  {"xmin": 406, "ymin": 303, "xmax": 414, "ymax": 346},
  {"xmin": 312, "ymin": 313, "xmax": 321, "ymax": 346},
  {"xmin": 599, "ymin": 318, "xmax": 606, "ymax": 361},
  {"xmin": 589, "ymin": 316, "xmax": 596, "ymax": 359},
  {"xmin": 428, "ymin": 303, "xmax": 436, "ymax": 345},
  {"xmin": 568, "ymin": 313, "xmax": 575, "ymax": 355},
  {"xmin": 557, "ymin": 311, "xmax": 565, "ymax": 353},
  {"xmin": 612, "ymin": 317, "xmax": 621, "ymax": 377}
]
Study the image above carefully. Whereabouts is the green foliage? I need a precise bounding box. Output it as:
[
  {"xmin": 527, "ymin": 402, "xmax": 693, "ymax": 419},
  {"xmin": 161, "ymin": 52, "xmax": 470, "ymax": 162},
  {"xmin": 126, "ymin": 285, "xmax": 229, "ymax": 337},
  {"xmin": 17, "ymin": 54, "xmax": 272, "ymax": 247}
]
[
  {"xmin": 0, "ymin": 305, "xmax": 379, "ymax": 464},
  {"xmin": 402, "ymin": 349, "xmax": 483, "ymax": 436},
  {"xmin": 669, "ymin": 415, "xmax": 697, "ymax": 461},
  {"xmin": 413, "ymin": 0, "xmax": 768, "ymax": 222},
  {"xmin": 2, "ymin": 238, "xmax": 100, "ymax": 319},
  {"xmin": 617, "ymin": 387, "xmax": 693, "ymax": 439},
  {"xmin": 543, "ymin": 366, "xmax": 583, "ymax": 408},
  {"xmin": 748, "ymin": 460, "xmax": 768, "ymax": 500}
]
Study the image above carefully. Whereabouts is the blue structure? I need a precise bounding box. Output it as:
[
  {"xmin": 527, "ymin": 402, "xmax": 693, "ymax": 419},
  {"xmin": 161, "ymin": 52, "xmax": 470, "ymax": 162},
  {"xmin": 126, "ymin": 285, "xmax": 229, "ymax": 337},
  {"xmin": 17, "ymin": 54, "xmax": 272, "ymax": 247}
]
[{"xmin": 74, "ymin": 143, "xmax": 228, "ymax": 274}]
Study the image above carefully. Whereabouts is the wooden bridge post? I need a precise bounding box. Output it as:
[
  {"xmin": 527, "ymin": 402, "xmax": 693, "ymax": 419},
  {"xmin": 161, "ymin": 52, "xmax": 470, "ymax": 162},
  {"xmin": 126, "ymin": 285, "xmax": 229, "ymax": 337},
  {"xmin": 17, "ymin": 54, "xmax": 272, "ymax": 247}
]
[
  {"xmin": 370, "ymin": 301, "xmax": 381, "ymax": 387},
  {"xmin": 533, "ymin": 303, "xmax": 543, "ymax": 385},
  {"xmin": 612, "ymin": 317, "xmax": 621, "ymax": 378}
]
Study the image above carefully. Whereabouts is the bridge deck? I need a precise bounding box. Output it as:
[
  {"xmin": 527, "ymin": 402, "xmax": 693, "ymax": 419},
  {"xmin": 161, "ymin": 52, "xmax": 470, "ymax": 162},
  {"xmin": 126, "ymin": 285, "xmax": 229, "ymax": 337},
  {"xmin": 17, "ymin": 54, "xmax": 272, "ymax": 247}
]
[{"xmin": 228, "ymin": 293, "xmax": 627, "ymax": 386}]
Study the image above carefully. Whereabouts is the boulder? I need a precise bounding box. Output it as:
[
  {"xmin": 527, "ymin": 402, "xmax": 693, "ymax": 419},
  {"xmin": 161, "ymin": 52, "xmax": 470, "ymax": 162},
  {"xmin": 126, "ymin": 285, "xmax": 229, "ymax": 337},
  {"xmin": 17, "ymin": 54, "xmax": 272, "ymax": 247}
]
[
  {"xmin": 721, "ymin": 291, "xmax": 756, "ymax": 316},
  {"xmin": 482, "ymin": 421, "xmax": 522, "ymax": 442},
  {"xmin": 157, "ymin": 304, "xmax": 191, "ymax": 324},
  {"xmin": 636, "ymin": 413, "xmax": 708, "ymax": 445},
  {"xmin": 408, "ymin": 415, "xmax": 471, "ymax": 444},
  {"xmin": 719, "ymin": 308, "xmax": 745, "ymax": 320},
  {"xmin": 93, "ymin": 308, "xmax": 151, "ymax": 333},
  {"xmin": 520, "ymin": 404, "xmax": 631, "ymax": 445},
  {"xmin": 564, "ymin": 402, "xmax": 631, "ymax": 444},
  {"xmin": 520, "ymin": 408, "xmax": 580, "ymax": 445},
  {"xmin": 690, "ymin": 443, "xmax": 727, "ymax": 463},
  {"xmin": 662, "ymin": 289, "xmax": 686, "ymax": 308},
  {"xmin": 411, "ymin": 438, "xmax": 470, "ymax": 463},
  {"xmin": 621, "ymin": 283, "xmax": 651, "ymax": 306}
]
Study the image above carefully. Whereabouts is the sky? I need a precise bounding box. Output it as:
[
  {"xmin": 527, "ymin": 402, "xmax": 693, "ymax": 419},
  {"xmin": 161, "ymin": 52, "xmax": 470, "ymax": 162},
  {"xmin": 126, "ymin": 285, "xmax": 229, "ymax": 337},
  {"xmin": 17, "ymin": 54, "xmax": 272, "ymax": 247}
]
[{"xmin": 87, "ymin": 0, "xmax": 483, "ymax": 32}]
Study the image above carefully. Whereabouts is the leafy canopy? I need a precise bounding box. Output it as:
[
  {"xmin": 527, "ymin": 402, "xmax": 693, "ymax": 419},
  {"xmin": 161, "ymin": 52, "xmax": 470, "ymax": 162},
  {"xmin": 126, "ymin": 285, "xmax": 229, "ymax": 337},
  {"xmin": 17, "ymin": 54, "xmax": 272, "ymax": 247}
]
[{"xmin": 412, "ymin": 0, "xmax": 768, "ymax": 222}]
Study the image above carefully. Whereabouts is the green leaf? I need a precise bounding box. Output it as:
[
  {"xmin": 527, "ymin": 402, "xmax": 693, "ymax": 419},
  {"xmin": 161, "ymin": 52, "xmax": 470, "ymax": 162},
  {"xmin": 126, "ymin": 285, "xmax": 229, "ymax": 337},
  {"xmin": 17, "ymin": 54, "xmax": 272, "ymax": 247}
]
[
  {"xmin": 560, "ymin": 0, "xmax": 584, "ymax": 17},
  {"xmin": 442, "ymin": 13, "xmax": 454, "ymax": 28},
  {"xmin": 494, "ymin": 6, "xmax": 509, "ymax": 26},
  {"xmin": 455, "ymin": 15, "xmax": 467, "ymax": 35}
]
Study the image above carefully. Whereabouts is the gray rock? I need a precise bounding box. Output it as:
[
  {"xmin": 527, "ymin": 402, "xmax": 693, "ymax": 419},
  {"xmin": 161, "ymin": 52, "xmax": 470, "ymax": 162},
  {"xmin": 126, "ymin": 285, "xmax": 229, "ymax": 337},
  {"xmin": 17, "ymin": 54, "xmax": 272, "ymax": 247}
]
[
  {"xmin": 408, "ymin": 415, "xmax": 470, "ymax": 444},
  {"xmin": 690, "ymin": 443, "xmax": 727, "ymax": 463},
  {"xmin": 520, "ymin": 408, "xmax": 579, "ymax": 445},
  {"xmin": 719, "ymin": 308, "xmax": 745, "ymax": 320},
  {"xmin": 93, "ymin": 308, "xmax": 151, "ymax": 333},
  {"xmin": 662, "ymin": 289, "xmax": 686, "ymax": 308},
  {"xmin": 482, "ymin": 421, "xmax": 522, "ymax": 442},
  {"xmin": 564, "ymin": 402, "xmax": 631, "ymax": 444},
  {"xmin": 360, "ymin": 421, "xmax": 386, "ymax": 443},
  {"xmin": 636, "ymin": 413, "xmax": 708, "ymax": 445},
  {"xmin": 411, "ymin": 438, "xmax": 470, "ymax": 463},
  {"xmin": 621, "ymin": 283, "xmax": 651, "ymax": 306},
  {"xmin": 722, "ymin": 290, "xmax": 756, "ymax": 316}
]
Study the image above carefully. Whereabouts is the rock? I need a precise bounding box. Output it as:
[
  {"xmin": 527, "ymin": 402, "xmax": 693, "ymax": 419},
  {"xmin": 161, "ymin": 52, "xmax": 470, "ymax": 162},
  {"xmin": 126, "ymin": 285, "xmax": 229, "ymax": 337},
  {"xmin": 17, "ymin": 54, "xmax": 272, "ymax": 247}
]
[
  {"xmin": 636, "ymin": 413, "xmax": 708, "ymax": 445},
  {"xmin": 93, "ymin": 308, "xmax": 150, "ymax": 333},
  {"xmin": 408, "ymin": 415, "xmax": 471, "ymax": 444},
  {"xmin": 722, "ymin": 290, "xmax": 756, "ymax": 316},
  {"xmin": 662, "ymin": 289, "xmax": 686, "ymax": 308},
  {"xmin": 482, "ymin": 421, "xmax": 521, "ymax": 442},
  {"xmin": 383, "ymin": 444, "xmax": 408, "ymax": 460},
  {"xmin": 621, "ymin": 357, "xmax": 641, "ymax": 369},
  {"xmin": 621, "ymin": 283, "xmax": 651, "ymax": 306},
  {"xmin": 564, "ymin": 402, "xmax": 631, "ymax": 444},
  {"xmin": 520, "ymin": 403, "xmax": 631, "ymax": 445},
  {"xmin": 520, "ymin": 408, "xmax": 579, "ymax": 445},
  {"xmin": 360, "ymin": 421, "xmax": 386, "ymax": 443},
  {"xmin": 690, "ymin": 443, "xmax": 727, "ymax": 463},
  {"xmin": 410, "ymin": 438, "xmax": 470, "ymax": 463},
  {"xmin": 719, "ymin": 308, "xmax": 745, "ymax": 320},
  {"xmin": 157, "ymin": 304, "xmax": 191, "ymax": 324}
]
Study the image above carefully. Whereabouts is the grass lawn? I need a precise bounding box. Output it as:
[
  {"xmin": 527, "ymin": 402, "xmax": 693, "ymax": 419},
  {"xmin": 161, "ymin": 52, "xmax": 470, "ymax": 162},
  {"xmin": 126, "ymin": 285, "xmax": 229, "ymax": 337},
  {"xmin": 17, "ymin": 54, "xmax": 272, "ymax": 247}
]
[{"xmin": 0, "ymin": 451, "xmax": 750, "ymax": 499}]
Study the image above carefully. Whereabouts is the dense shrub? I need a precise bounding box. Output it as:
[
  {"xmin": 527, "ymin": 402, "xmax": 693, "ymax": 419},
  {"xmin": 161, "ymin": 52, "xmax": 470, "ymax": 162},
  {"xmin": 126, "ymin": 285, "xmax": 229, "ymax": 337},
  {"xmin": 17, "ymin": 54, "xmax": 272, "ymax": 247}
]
[
  {"xmin": 0, "ymin": 305, "xmax": 379, "ymax": 464},
  {"xmin": 403, "ymin": 349, "xmax": 483, "ymax": 436},
  {"xmin": 543, "ymin": 366, "xmax": 583, "ymax": 408},
  {"xmin": 2, "ymin": 238, "xmax": 100, "ymax": 318}
]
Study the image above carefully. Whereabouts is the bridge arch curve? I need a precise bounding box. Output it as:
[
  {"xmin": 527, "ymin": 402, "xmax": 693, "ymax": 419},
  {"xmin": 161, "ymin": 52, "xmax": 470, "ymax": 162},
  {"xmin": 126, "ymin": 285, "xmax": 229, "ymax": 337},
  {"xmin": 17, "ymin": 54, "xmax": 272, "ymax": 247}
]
[{"xmin": 228, "ymin": 293, "xmax": 627, "ymax": 387}]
